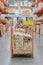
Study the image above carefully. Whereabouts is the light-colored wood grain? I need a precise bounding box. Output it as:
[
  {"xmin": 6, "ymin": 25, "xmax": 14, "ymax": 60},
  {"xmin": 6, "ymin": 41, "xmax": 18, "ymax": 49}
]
[{"xmin": 10, "ymin": 26, "xmax": 34, "ymax": 57}]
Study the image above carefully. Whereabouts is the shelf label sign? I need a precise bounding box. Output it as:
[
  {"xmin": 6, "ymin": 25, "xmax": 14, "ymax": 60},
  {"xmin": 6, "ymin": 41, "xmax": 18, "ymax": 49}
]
[{"xmin": 23, "ymin": 20, "xmax": 34, "ymax": 25}]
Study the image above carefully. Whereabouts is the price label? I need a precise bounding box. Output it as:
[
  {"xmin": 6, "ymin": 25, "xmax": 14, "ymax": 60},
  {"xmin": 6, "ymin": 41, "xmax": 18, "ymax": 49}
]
[{"xmin": 23, "ymin": 20, "xmax": 34, "ymax": 25}]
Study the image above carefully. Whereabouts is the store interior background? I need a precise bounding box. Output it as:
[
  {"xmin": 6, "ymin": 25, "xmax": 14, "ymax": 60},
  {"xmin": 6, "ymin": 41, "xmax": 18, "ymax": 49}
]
[{"xmin": 0, "ymin": 0, "xmax": 43, "ymax": 65}]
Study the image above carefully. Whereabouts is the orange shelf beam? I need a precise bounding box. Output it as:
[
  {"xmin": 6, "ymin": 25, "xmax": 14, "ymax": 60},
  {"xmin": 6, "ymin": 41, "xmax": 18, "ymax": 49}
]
[
  {"xmin": 34, "ymin": 8, "xmax": 43, "ymax": 15},
  {"xmin": 6, "ymin": 6, "xmax": 33, "ymax": 8},
  {"xmin": 1, "ymin": 0, "xmax": 8, "ymax": 6},
  {"xmin": 0, "ymin": 6, "xmax": 8, "ymax": 14},
  {"xmin": 20, "ymin": 6, "xmax": 33, "ymax": 8},
  {"xmin": 37, "ymin": 0, "xmax": 43, "ymax": 3},
  {"xmin": 35, "ymin": 19, "xmax": 43, "ymax": 22},
  {"xmin": 6, "ymin": 6, "xmax": 18, "ymax": 8},
  {"xmin": 34, "ymin": 0, "xmax": 43, "ymax": 6}
]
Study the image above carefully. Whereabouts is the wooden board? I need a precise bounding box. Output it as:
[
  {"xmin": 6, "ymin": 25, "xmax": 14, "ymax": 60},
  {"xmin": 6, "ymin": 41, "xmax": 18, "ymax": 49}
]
[{"xmin": 10, "ymin": 26, "xmax": 34, "ymax": 58}]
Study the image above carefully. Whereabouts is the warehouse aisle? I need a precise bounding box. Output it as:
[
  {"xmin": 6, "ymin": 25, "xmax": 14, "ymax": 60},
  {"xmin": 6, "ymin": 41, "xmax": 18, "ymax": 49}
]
[
  {"xmin": 0, "ymin": 31, "xmax": 10, "ymax": 65},
  {"xmin": 0, "ymin": 31, "xmax": 43, "ymax": 65}
]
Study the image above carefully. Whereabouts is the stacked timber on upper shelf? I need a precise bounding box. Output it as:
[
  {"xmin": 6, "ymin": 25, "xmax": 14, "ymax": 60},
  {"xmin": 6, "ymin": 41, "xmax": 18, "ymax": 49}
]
[
  {"xmin": 0, "ymin": 0, "xmax": 8, "ymax": 7},
  {"xmin": 34, "ymin": 8, "xmax": 43, "ymax": 15},
  {"xmin": 34, "ymin": 0, "xmax": 43, "ymax": 6},
  {"xmin": 0, "ymin": 17, "xmax": 8, "ymax": 24},
  {"xmin": 0, "ymin": 7, "xmax": 8, "ymax": 14},
  {"xmin": 34, "ymin": 15, "xmax": 43, "ymax": 22},
  {"xmin": 0, "ymin": 1, "xmax": 8, "ymax": 14}
]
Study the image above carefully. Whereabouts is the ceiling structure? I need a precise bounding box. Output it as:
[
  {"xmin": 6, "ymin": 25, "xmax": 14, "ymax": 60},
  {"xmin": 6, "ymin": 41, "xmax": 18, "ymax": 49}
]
[
  {"xmin": 6, "ymin": 0, "xmax": 35, "ymax": 6},
  {"xmin": 0, "ymin": 0, "xmax": 43, "ymax": 15}
]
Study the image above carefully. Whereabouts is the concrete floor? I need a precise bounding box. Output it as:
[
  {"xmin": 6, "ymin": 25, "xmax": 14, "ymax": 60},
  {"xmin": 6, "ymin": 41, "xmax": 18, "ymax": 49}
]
[{"xmin": 0, "ymin": 31, "xmax": 43, "ymax": 65}]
